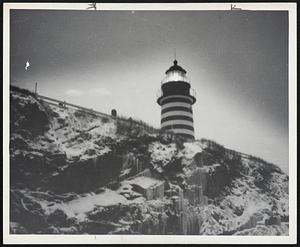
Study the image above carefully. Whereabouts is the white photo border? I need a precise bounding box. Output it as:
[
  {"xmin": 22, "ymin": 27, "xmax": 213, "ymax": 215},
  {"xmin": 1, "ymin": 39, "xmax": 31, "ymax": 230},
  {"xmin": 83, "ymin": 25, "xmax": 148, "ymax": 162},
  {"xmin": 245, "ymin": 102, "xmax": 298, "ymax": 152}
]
[{"xmin": 3, "ymin": 2, "xmax": 297, "ymax": 245}]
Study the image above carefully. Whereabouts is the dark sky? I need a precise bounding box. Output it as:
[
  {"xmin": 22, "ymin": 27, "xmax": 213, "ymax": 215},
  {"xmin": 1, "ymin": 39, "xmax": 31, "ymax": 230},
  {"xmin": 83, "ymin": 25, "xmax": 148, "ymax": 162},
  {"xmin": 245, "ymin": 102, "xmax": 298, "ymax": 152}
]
[{"xmin": 10, "ymin": 10, "xmax": 289, "ymax": 172}]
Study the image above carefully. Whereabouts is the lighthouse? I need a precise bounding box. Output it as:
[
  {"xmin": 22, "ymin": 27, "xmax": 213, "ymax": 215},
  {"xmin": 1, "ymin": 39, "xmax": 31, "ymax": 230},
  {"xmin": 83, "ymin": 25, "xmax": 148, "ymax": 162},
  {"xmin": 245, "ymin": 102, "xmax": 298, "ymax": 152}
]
[{"xmin": 157, "ymin": 60, "xmax": 196, "ymax": 140}]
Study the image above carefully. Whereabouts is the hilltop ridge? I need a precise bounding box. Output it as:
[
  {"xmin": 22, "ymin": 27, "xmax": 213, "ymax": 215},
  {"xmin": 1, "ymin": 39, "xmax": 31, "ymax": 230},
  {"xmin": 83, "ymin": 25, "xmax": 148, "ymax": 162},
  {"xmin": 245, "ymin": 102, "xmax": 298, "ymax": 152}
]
[{"xmin": 9, "ymin": 86, "xmax": 289, "ymax": 235}]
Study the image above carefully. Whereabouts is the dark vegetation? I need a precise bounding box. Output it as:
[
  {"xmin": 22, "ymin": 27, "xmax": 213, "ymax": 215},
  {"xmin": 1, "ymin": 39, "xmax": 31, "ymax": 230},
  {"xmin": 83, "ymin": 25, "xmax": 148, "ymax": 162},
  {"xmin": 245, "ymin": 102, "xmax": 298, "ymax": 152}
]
[
  {"xmin": 10, "ymin": 89, "xmax": 50, "ymax": 136},
  {"xmin": 10, "ymin": 85, "xmax": 36, "ymax": 97},
  {"xmin": 116, "ymin": 114, "xmax": 159, "ymax": 136},
  {"xmin": 200, "ymin": 139, "xmax": 246, "ymax": 198}
]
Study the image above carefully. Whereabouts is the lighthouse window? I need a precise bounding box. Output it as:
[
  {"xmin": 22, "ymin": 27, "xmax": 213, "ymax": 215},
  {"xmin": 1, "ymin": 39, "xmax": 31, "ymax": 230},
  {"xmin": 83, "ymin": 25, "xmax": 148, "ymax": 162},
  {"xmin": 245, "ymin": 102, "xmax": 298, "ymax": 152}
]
[
  {"xmin": 168, "ymin": 71, "xmax": 184, "ymax": 81},
  {"xmin": 162, "ymin": 71, "xmax": 190, "ymax": 84}
]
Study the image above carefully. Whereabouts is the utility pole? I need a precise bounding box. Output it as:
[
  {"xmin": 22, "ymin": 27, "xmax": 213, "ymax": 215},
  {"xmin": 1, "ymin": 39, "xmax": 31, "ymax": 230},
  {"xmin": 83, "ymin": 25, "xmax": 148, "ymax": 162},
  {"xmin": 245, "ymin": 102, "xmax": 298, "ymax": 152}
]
[{"xmin": 34, "ymin": 82, "xmax": 38, "ymax": 95}]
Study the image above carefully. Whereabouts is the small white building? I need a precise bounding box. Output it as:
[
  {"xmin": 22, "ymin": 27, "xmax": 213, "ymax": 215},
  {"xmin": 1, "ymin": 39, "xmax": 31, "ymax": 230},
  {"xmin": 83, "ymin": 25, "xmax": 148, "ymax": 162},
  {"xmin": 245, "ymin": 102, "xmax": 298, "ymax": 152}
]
[{"xmin": 129, "ymin": 176, "xmax": 165, "ymax": 200}]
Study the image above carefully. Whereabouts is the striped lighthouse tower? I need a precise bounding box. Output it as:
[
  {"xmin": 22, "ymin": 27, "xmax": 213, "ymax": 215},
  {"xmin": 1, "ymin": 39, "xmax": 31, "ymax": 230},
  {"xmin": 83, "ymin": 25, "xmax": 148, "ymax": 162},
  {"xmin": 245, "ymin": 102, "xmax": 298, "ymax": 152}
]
[{"xmin": 157, "ymin": 60, "xmax": 196, "ymax": 140}]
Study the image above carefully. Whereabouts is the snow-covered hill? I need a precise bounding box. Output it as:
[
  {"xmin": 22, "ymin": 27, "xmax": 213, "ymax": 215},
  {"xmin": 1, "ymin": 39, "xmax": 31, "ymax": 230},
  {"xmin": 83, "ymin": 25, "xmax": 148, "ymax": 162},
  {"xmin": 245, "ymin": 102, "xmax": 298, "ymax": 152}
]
[{"xmin": 9, "ymin": 86, "xmax": 289, "ymax": 235}]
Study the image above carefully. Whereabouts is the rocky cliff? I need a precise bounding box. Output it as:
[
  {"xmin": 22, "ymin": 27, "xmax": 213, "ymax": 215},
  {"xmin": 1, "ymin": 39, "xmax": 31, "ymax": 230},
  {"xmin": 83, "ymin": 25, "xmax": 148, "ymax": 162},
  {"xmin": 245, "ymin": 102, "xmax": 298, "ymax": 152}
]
[{"xmin": 9, "ymin": 86, "xmax": 289, "ymax": 235}]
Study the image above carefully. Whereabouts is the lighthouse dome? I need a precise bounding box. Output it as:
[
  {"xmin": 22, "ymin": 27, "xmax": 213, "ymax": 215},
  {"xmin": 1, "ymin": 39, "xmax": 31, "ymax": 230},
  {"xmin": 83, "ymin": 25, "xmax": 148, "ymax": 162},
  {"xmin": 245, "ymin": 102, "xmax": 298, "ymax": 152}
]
[{"xmin": 165, "ymin": 60, "xmax": 186, "ymax": 74}]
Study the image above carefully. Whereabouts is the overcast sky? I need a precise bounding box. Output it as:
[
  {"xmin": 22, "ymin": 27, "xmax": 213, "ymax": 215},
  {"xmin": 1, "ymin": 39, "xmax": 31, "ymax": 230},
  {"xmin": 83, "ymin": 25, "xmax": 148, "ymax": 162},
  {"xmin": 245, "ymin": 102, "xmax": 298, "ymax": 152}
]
[{"xmin": 10, "ymin": 10, "xmax": 288, "ymax": 172}]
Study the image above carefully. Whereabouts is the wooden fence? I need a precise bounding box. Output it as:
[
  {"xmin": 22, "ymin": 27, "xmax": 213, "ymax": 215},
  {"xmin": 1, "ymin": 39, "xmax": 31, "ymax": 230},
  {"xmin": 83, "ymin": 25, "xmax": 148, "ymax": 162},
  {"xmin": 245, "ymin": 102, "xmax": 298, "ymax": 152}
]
[
  {"xmin": 37, "ymin": 94, "xmax": 112, "ymax": 118},
  {"xmin": 37, "ymin": 94, "xmax": 159, "ymax": 134}
]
